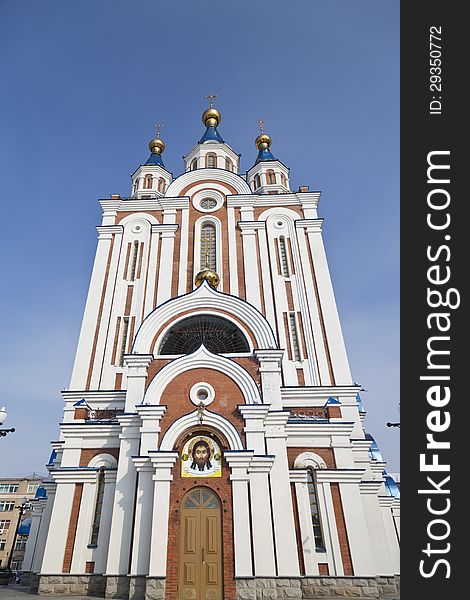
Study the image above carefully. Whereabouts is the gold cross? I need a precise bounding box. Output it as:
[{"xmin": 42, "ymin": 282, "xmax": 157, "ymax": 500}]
[
  {"xmin": 257, "ymin": 118, "xmax": 266, "ymax": 133},
  {"xmin": 154, "ymin": 122, "xmax": 164, "ymax": 138},
  {"xmin": 205, "ymin": 92, "xmax": 218, "ymax": 108}
]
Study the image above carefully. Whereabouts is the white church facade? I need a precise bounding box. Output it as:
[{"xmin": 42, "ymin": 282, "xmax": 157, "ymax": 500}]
[{"xmin": 23, "ymin": 101, "xmax": 400, "ymax": 600}]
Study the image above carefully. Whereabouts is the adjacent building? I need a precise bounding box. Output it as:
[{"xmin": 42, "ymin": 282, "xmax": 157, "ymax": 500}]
[{"xmin": 23, "ymin": 102, "xmax": 400, "ymax": 600}]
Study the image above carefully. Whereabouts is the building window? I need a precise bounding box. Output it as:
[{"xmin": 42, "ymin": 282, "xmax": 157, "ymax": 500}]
[
  {"xmin": 253, "ymin": 174, "xmax": 261, "ymax": 190},
  {"xmin": 133, "ymin": 179, "xmax": 139, "ymax": 193},
  {"xmin": 0, "ymin": 501, "xmax": 15, "ymax": 512},
  {"xmin": 15, "ymin": 537, "xmax": 27, "ymax": 551},
  {"xmin": 206, "ymin": 153, "xmax": 217, "ymax": 168},
  {"xmin": 27, "ymin": 483, "xmax": 39, "ymax": 494},
  {"xmin": 266, "ymin": 169, "xmax": 276, "ymax": 184},
  {"xmin": 307, "ymin": 468, "xmax": 325, "ymax": 550},
  {"xmin": 89, "ymin": 468, "xmax": 106, "ymax": 546},
  {"xmin": 0, "ymin": 540, "xmax": 6, "ymax": 551},
  {"xmin": 225, "ymin": 158, "xmax": 233, "ymax": 171},
  {"xmin": 0, "ymin": 520, "xmax": 11, "ymax": 534},
  {"xmin": 143, "ymin": 174, "xmax": 153, "ymax": 189},
  {"xmin": 289, "ymin": 312, "xmax": 301, "ymax": 361},
  {"xmin": 191, "ymin": 159, "xmax": 198, "ymax": 171},
  {"xmin": 10, "ymin": 560, "xmax": 22, "ymax": 571},
  {"xmin": 0, "ymin": 484, "xmax": 19, "ymax": 493},
  {"xmin": 200, "ymin": 223, "xmax": 216, "ymax": 271},
  {"xmin": 119, "ymin": 317, "xmax": 129, "ymax": 367},
  {"xmin": 130, "ymin": 240, "xmax": 139, "ymax": 281},
  {"xmin": 279, "ymin": 236, "xmax": 289, "ymax": 277},
  {"xmin": 158, "ymin": 177, "xmax": 166, "ymax": 193},
  {"xmin": 280, "ymin": 173, "xmax": 287, "ymax": 187}
]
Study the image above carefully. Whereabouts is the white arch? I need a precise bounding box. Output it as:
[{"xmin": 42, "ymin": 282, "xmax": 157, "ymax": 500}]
[
  {"xmin": 293, "ymin": 451, "xmax": 327, "ymax": 470},
  {"xmin": 144, "ymin": 344, "xmax": 262, "ymax": 405},
  {"xmin": 159, "ymin": 409, "xmax": 244, "ymax": 451},
  {"xmin": 165, "ymin": 169, "xmax": 252, "ymax": 197},
  {"xmin": 256, "ymin": 206, "xmax": 301, "ymax": 223},
  {"xmin": 118, "ymin": 212, "xmax": 160, "ymax": 227},
  {"xmin": 87, "ymin": 453, "xmax": 118, "ymax": 469},
  {"xmin": 132, "ymin": 280, "xmax": 278, "ymax": 353}
]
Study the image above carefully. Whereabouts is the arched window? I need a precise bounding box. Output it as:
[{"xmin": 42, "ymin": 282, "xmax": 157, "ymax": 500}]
[
  {"xmin": 200, "ymin": 222, "xmax": 216, "ymax": 271},
  {"xmin": 159, "ymin": 315, "xmax": 250, "ymax": 355},
  {"xmin": 280, "ymin": 173, "xmax": 287, "ymax": 187},
  {"xmin": 133, "ymin": 179, "xmax": 139, "ymax": 193},
  {"xmin": 206, "ymin": 153, "xmax": 217, "ymax": 168},
  {"xmin": 158, "ymin": 177, "xmax": 166, "ymax": 193},
  {"xmin": 279, "ymin": 236, "xmax": 289, "ymax": 277},
  {"xmin": 191, "ymin": 159, "xmax": 198, "ymax": 171},
  {"xmin": 254, "ymin": 174, "xmax": 261, "ymax": 190},
  {"xmin": 266, "ymin": 169, "xmax": 276, "ymax": 184},
  {"xmin": 89, "ymin": 468, "xmax": 106, "ymax": 546},
  {"xmin": 225, "ymin": 158, "xmax": 233, "ymax": 171},
  {"xmin": 143, "ymin": 174, "xmax": 153, "ymax": 189},
  {"xmin": 307, "ymin": 468, "xmax": 325, "ymax": 550}
]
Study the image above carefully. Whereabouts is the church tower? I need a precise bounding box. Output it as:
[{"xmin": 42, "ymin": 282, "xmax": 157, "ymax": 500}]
[{"xmin": 24, "ymin": 99, "xmax": 400, "ymax": 600}]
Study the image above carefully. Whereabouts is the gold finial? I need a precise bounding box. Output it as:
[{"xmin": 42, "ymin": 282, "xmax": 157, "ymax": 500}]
[
  {"xmin": 202, "ymin": 92, "xmax": 221, "ymax": 127},
  {"xmin": 195, "ymin": 269, "xmax": 220, "ymax": 289},
  {"xmin": 149, "ymin": 121, "xmax": 165, "ymax": 154}
]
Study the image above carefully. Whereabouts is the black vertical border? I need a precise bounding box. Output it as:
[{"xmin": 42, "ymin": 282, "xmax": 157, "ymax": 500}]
[{"xmin": 401, "ymin": 3, "xmax": 465, "ymax": 598}]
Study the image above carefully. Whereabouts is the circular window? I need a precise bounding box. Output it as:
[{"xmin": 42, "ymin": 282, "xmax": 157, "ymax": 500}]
[
  {"xmin": 192, "ymin": 190, "xmax": 224, "ymax": 213},
  {"xmin": 190, "ymin": 382, "xmax": 215, "ymax": 406},
  {"xmin": 200, "ymin": 198, "xmax": 217, "ymax": 210}
]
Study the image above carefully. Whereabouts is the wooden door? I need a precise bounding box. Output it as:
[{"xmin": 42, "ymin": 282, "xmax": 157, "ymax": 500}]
[{"xmin": 179, "ymin": 488, "xmax": 222, "ymax": 600}]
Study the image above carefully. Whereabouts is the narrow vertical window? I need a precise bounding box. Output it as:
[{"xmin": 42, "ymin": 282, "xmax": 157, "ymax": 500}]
[
  {"xmin": 90, "ymin": 468, "xmax": 106, "ymax": 546},
  {"xmin": 191, "ymin": 159, "xmax": 198, "ymax": 171},
  {"xmin": 307, "ymin": 468, "xmax": 325, "ymax": 550},
  {"xmin": 200, "ymin": 223, "xmax": 216, "ymax": 271},
  {"xmin": 266, "ymin": 169, "xmax": 276, "ymax": 184},
  {"xmin": 130, "ymin": 241, "xmax": 139, "ymax": 281},
  {"xmin": 133, "ymin": 179, "xmax": 139, "ymax": 193},
  {"xmin": 280, "ymin": 173, "xmax": 287, "ymax": 187},
  {"xmin": 289, "ymin": 312, "xmax": 301, "ymax": 361},
  {"xmin": 206, "ymin": 153, "xmax": 217, "ymax": 168},
  {"xmin": 144, "ymin": 174, "xmax": 153, "ymax": 189},
  {"xmin": 158, "ymin": 177, "xmax": 166, "ymax": 193},
  {"xmin": 225, "ymin": 158, "xmax": 233, "ymax": 171},
  {"xmin": 279, "ymin": 236, "xmax": 289, "ymax": 276},
  {"xmin": 119, "ymin": 317, "xmax": 129, "ymax": 366}
]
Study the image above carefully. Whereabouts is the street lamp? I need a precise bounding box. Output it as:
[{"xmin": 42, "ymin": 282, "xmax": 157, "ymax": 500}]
[
  {"xmin": 0, "ymin": 406, "xmax": 15, "ymax": 437},
  {"xmin": 7, "ymin": 496, "xmax": 29, "ymax": 570}
]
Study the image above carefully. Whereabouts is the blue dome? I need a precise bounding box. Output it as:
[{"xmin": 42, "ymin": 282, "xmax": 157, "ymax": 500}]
[
  {"xmin": 35, "ymin": 486, "xmax": 47, "ymax": 499},
  {"xmin": 145, "ymin": 152, "xmax": 165, "ymax": 166},
  {"xmin": 356, "ymin": 393, "xmax": 365, "ymax": 412},
  {"xmin": 365, "ymin": 433, "xmax": 383, "ymax": 461},
  {"xmin": 384, "ymin": 474, "xmax": 400, "ymax": 498},
  {"xmin": 200, "ymin": 126, "xmax": 224, "ymax": 144},
  {"xmin": 255, "ymin": 147, "xmax": 276, "ymax": 163}
]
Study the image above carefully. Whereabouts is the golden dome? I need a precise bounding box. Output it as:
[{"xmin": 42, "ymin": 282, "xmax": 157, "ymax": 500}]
[
  {"xmin": 195, "ymin": 269, "xmax": 220, "ymax": 289},
  {"xmin": 202, "ymin": 107, "xmax": 221, "ymax": 128},
  {"xmin": 149, "ymin": 138, "xmax": 165, "ymax": 154},
  {"xmin": 255, "ymin": 133, "xmax": 272, "ymax": 150}
]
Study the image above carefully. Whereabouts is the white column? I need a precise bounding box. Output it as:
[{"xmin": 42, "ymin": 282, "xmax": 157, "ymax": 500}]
[
  {"xmin": 254, "ymin": 349, "xmax": 284, "ymax": 410},
  {"xmin": 70, "ymin": 227, "xmax": 119, "ymax": 388},
  {"xmin": 93, "ymin": 470, "xmax": 117, "ymax": 574},
  {"xmin": 360, "ymin": 482, "xmax": 395, "ymax": 575},
  {"xmin": 290, "ymin": 470, "xmax": 318, "ymax": 576},
  {"xmin": 392, "ymin": 502, "xmax": 400, "ymax": 541},
  {"xmin": 105, "ymin": 415, "xmax": 141, "ymax": 575},
  {"xmin": 22, "ymin": 501, "xmax": 44, "ymax": 572},
  {"xmin": 227, "ymin": 204, "xmax": 238, "ymax": 295},
  {"xmin": 379, "ymin": 497, "xmax": 400, "ymax": 574},
  {"xmin": 239, "ymin": 222, "xmax": 263, "ymax": 311},
  {"xmin": 40, "ymin": 475, "xmax": 77, "ymax": 573},
  {"xmin": 156, "ymin": 224, "xmax": 178, "ymax": 305},
  {"xmin": 225, "ymin": 451, "xmax": 254, "ymax": 577},
  {"xmin": 123, "ymin": 354, "xmax": 153, "ymax": 412},
  {"xmin": 136, "ymin": 405, "xmax": 167, "ymax": 454},
  {"xmin": 178, "ymin": 203, "xmax": 190, "ymax": 295},
  {"xmin": 238, "ymin": 405, "xmax": 269, "ymax": 454},
  {"xmin": 257, "ymin": 225, "xmax": 276, "ymax": 330},
  {"xmin": 264, "ymin": 412, "xmax": 300, "ymax": 576},
  {"xmin": 249, "ymin": 456, "xmax": 276, "ymax": 576},
  {"xmin": 130, "ymin": 458, "xmax": 155, "ymax": 575},
  {"xmin": 143, "ymin": 225, "xmax": 161, "ymax": 316},
  {"xmin": 316, "ymin": 479, "xmax": 343, "ymax": 576},
  {"xmin": 70, "ymin": 472, "xmax": 100, "ymax": 573},
  {"xmin": 148, "ymin": 452, "xmax": 178, "ymax": 576},
  {"xmin": 32, "ymin": 484, "xmax": 55, "ymax": 573}
]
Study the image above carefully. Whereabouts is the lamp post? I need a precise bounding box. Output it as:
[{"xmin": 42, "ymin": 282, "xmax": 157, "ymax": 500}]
[
  {"xmin": 6, "ymin": 497, "xmax": 29, "ymax": 571},
  {"xmin": 0, "ymin": 407, "xmax": 15, "ymax": 437}
]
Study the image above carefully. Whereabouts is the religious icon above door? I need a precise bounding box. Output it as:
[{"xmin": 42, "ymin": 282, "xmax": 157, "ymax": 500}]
[{"xmin": 181, "ymin": 435, "xmax": 222, "ymax": 478}]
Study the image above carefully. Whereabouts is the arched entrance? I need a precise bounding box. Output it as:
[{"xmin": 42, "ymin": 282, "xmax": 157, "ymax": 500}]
[{"xmin": 179, "ymin": 487, "xmax": 223, "ymax": 600}]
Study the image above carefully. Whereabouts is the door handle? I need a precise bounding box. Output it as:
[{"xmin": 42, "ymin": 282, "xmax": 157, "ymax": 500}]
[{"xmin": 202, "ymin": 547, "xmax": 205, "ymax": 565}]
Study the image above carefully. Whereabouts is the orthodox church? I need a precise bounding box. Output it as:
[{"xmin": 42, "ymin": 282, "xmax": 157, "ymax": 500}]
[{"xmin": 23, "ymin": 99, "xmax": 400, "ymax": 600}]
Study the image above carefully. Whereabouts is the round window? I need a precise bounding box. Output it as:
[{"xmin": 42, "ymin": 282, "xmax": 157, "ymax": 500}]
[
  {"xmin": 200, "ymin": 198, "xmax": 217, "ymax": 210},
  {"xmin": 189, "ymin": 382, "xmax": 215, "ymax": 406}
]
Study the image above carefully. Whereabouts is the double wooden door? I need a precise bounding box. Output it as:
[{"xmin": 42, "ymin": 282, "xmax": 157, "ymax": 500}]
[{"xmin": 179, "ymin": 488, "xmax": 223, "ymax": 600}]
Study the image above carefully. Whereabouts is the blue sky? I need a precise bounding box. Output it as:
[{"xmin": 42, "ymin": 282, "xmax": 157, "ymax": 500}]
[{"xmin": 0, "ymin": 0, "xmax": 399, "ymax": 475}]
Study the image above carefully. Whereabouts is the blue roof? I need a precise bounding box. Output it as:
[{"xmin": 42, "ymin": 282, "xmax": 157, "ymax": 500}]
[
  {"xmin": 356, "ymin": 393, "xmax": 365, "ymax": 412},
  {"xmin": 326, "ymin": 396, "xmax": 340, "ymax": 405},
  {"xmin": 18, "ymin": 517, "xmax": 32, "ymax": 536},
  {"xmin": 255, "ymin": 147, "xmax": 276, "ymax": 162},
  {"xmin": 47, "ymin": 449, "xmax": 57, "ymax": 465},
  {"xmin": 384, "ymin": 473, "xmax": 400, "ymax": 498},
  {"xmin": 145, "ymin": 152, "xmax": 165, "ymax": 166},
  {"xmin": 199, "ymin": 126, "xmax": 224, "ymax": 144},
  {"xmin": 365, "ymin": 433, "xmax": 383, "ymax": 461},
  {"xmin": 35, "ymin": 486, "xmax": 47, "ymax": 499}
]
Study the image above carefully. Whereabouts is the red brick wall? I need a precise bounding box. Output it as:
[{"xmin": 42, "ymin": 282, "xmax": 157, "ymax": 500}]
[
  {"xmin": 287, "ymin": 447, "xmax": 336, "ymax": 469},
  {"xmin": 62, "ymin": 484, "xmax": 83, "ymax": 573},
  {"xmin": 79, "ymin": 447, "xmax": 120, "ymax": 467}
]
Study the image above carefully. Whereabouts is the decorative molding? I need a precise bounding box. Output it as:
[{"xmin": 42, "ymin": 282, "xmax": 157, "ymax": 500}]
[{"xmin": 293, "ymin": 451, "xmax": 328, "ymax": 470}]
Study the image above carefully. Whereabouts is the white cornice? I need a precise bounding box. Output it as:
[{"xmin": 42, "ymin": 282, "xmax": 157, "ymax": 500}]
[
  {"xmin": 285, "ymin": 422, "xmax": 355, "ymax": 437},
  {"xmin": 315, "ymin": 469, "xmax": 365, "ymax": 484}
]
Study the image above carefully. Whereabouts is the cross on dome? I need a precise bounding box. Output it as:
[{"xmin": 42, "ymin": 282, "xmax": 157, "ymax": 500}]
[
  {"xmin": 205, "ymin": 92, "xmax": 218, "ymax": 108},
  {"xmin": 154, "ymin": 122, "xmax": 164, "ymax": 139},
  {"xmin": 257, "ymin": 118, "xmax": 266, "ymax": 134}
]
